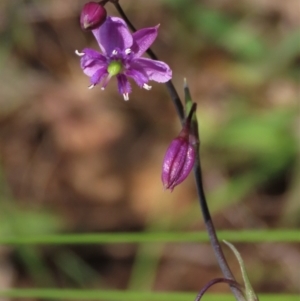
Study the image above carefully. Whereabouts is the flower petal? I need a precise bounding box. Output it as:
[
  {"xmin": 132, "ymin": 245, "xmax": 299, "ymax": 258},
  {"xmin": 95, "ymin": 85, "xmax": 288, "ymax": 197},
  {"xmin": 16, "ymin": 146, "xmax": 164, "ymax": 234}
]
[
  {"xmin": 125, "ymin": 63, "xmax": 149, "ymax": 87},
  {"xmin": 162, "ymin": 137, "xmax": 188, "ymax": 190},
  {"xmin": 161, "ymin": 136, "xmax": 195, "ymax": 191},
  {"xmin": 133, "ymin": 58, "xmax": 172, "ymax": 83},
  {"xmin": 131, "ymin": 25, "xmax": 159, "ymax": 57},
  {"xmin": 80, "ymin": 48, "xmax": 107, "ymax": 77},
  {"xmin": 92, "ymin": 17, "xmax": 133, "ymax": 55},
  {"xmin": 90, "ymin": 67, "xmax": 108, "ymax": 86},
  {"xmin": 170, "ymin": 144, "xmax": 195, "ymax": 189},
  {"xmin": 117, "ymin": 74, "xmax": 132, "ymax": 100}
]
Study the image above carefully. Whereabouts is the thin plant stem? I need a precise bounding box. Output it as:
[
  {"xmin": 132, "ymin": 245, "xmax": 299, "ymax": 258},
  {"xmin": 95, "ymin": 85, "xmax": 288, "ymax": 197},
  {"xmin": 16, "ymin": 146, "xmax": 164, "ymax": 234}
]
[
  {"xmin": 112, "ymin": 0, "xmax": 185, "ymax": 122},
  {"xmin": 194, "ymin": 278, "xmax": 243, "ymax": 301},
  {"xmin": 99, "ymin": 0, "xmax": 110, "ymax": 6},
  {"xmin": 109, "ymin": 1, "xmax": 245, "ymax": 300},
  {"xmin": 193, "ymin": 157, "xmax": 245, "ymax": 301}
]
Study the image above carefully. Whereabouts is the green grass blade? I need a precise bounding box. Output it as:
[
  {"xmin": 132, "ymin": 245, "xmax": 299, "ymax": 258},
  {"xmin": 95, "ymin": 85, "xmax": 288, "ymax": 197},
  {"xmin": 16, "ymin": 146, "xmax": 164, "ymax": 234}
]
[
  {"xmin": 0, "ymin": 230, "xmax": 299, "ymax": 245},
  {"xmin": 0, "ymin": 290, "xmax": 298, "ymax": 301}
]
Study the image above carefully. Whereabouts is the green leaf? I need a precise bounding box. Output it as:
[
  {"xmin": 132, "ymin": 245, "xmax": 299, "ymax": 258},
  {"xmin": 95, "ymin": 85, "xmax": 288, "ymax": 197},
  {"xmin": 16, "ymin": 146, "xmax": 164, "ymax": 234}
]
[
  {"xmin": 224, "ymin": 241, "xmax": 258, "ymax": 301},
  {"xmin": 183, "ymin": 78, "xmax": 193, "ymax": 117}
]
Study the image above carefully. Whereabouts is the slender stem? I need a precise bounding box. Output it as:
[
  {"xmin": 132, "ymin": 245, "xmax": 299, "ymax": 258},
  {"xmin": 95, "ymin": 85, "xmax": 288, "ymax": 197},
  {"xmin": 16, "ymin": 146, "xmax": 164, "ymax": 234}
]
[
  {"xmin": 194, "ymin": 278, "xmax": 243, "ymax": 301},
  {"xmin": 193, "ymin": 157, "xmax": 245, "ymax": 301},
  {"xmin": 110, "ymin": 1, "xmax": 245, "ymax": 300},
  {"xmin": 112, "ymin": 0, "xmax": 185, "ymax": 122},
  {"xmin": 99, "ymin": 0, "xmax": 111, "ymax": 6}
]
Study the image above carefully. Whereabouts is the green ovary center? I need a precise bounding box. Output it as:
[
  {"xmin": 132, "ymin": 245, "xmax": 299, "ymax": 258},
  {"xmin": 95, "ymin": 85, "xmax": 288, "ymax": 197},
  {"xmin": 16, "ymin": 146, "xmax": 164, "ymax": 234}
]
[{"xmin": 107, "ymin": 61, "xmax": 122, "ymax": 76}]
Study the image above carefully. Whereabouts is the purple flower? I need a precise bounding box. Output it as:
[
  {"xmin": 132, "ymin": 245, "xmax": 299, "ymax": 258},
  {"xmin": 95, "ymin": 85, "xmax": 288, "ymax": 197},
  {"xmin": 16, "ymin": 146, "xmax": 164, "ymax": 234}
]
[
  {"xmin": 76, "ymin": 16, "xmax": 172, "ymax": 100},
  {"xmin": 161, "ymin": 127, "xmax": 196, "ymax": 191},
  {"xmin": 80, "ymin": 2, "xmax": 107, "ymax": 31}
]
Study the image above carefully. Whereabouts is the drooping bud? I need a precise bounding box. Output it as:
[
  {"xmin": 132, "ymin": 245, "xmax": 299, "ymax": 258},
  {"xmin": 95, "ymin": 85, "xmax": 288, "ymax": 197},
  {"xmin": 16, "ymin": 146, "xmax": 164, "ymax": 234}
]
[
  {"xmin": 162, "ymin": 103, "xmax": 198, "ymax": 191},
  {"xmin": 80, "ymin": 2, "xmax": 107, "ymax": 31},
  {"xmin": 161, "ymin": 127, "xmax": 196, "ymax": 191}
]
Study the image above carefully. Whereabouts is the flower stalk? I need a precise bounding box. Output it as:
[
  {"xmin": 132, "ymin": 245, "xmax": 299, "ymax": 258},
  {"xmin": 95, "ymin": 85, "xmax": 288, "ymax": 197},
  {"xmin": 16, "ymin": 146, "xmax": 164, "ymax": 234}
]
[
  {"xmin": 108, "ymin": 1, "xmax": 246, "ymax": 300},
  {"xmin": 194, "ymin": 278, "xmax": 243, "ymax": 301}
]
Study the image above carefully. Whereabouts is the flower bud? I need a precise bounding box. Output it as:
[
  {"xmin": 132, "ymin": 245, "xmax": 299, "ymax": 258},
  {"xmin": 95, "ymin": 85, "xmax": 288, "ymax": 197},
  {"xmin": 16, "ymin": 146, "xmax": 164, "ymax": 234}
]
[
  {"xmin": 80, "ymin": 2, "xmax": 107, "ymax": 31},
  {"xmin": 161, "ymin": 127, "xmax": 196, "ymax": 191}
]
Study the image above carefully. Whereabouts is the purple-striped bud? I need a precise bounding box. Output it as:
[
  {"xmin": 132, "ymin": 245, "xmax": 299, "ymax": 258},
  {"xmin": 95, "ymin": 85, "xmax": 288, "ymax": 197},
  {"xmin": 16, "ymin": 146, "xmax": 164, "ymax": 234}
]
[
  {"xmin": 161, "ymin": 127, "xmax": 196, "ymax": 191},
  {"xmin": 80, "ymin": 2, "xmax": 107, "ymax": 31}
]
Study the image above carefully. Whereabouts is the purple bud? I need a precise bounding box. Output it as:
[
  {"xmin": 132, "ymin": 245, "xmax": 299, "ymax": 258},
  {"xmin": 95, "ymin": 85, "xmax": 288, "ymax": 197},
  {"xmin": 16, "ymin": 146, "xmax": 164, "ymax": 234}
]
[
  {"xmin": 161, "ymin": 128, "xmax": 196, "ymax": 191},
  {"xmin": 80, "ymin": 2, "xmax": 107, "ymax": 31}
]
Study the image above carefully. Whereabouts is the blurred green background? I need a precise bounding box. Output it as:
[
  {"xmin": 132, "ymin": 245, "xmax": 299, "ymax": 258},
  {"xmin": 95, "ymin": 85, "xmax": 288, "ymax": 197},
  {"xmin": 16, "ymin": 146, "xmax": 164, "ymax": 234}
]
[{"xmin": 0, "ymin": 0, "xmax": 299, "ymax": 300}]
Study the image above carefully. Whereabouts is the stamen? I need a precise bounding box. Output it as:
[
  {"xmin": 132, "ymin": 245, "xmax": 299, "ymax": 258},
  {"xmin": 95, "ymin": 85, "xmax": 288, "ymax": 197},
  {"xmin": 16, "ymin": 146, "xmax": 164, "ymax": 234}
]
[
  {"xmin": 88, "ymin": 84, "xmax": 95, "ymax": 89},
  {"xmin": 112, "ymin": 49, "xmax": 118, "ymax": 55},
  {"xmin": 75, "ymin": 50, "xmax": 85, "ymax": 56},
  {"xmin": 143, "ymin": 83, "xmax": 152, "ymax": 90},
  {"xmin": 101, "ymin": 74, "xmax": 112, "ymax": 90},
  {"xmin": 125, "ymin": 48, "xmax": 131, "ymax": 55},
  {"xmin": 123, "ymin": 93, "xmax": 129, "ymax": 101}
]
